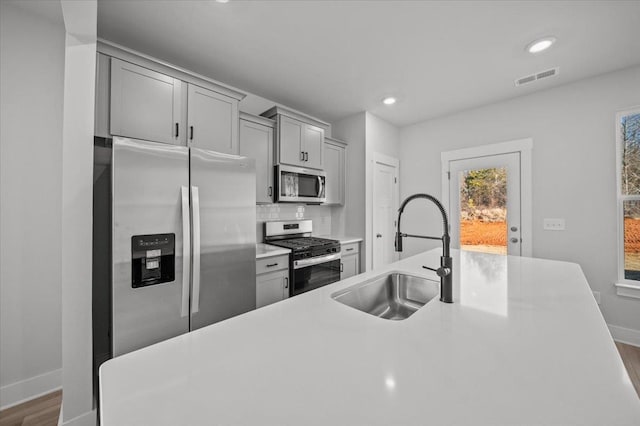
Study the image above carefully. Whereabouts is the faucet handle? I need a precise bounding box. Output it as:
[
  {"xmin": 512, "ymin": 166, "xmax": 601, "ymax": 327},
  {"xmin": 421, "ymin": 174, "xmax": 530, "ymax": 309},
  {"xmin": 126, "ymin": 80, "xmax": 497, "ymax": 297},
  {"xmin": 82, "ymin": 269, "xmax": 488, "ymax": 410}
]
[{"xmin": 422, "ymin": 265, "xmax": 451, "ymax": 277}]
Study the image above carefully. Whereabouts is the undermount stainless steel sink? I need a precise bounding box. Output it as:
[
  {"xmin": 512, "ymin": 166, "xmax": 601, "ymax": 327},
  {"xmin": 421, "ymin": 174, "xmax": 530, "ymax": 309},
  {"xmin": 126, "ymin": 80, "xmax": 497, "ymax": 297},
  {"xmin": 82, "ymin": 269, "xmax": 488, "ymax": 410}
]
[{"xmin": 331, "ymin": 272, "xmax": 439, "ymax": 320}]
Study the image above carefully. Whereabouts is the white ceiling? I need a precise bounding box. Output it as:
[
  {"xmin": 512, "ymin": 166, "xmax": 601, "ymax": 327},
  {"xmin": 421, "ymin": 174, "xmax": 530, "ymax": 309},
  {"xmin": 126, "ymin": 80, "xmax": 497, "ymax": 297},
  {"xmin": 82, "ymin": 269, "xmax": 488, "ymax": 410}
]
[{"xmin": 97, "ymin": 0, "xmax": 640, "ymax": 127}]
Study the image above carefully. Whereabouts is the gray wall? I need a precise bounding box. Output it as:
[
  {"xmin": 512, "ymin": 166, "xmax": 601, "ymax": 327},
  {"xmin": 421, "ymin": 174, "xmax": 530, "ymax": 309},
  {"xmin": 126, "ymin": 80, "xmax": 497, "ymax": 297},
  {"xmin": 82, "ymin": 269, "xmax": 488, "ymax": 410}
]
[
  {"xmin": 332, "ymin": 113, "xmax": 367, "ymax": 268},
  {"xmin": 399, "ymin": 65, "xmax": 640, "ymax": 336},
  {"xmin": 0, "ymin": 1, "xmax": 65, "ymax": 408},
  {"xmin": 365, "ymin": 112, "xmax": 400, "ymax": 270},
  {"xmin": 332, "ymin": 112, "xmax": 400, "ymax": 272}
]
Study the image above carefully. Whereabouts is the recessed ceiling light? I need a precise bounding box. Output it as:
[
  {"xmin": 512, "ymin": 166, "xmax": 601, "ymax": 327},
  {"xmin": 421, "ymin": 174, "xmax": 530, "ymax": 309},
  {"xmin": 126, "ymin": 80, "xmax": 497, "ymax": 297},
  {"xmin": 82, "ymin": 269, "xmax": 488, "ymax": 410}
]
[
  {"xmin": 526, "ymin": 37, "xmax": 556, "ymax": 54},
  {"xmin": 382, "ymin": 97, "xmax": 397, "ymax": 105},
  {"xmin": 216, "ymin": 0, "xmax": 229, "ymax": 3}
]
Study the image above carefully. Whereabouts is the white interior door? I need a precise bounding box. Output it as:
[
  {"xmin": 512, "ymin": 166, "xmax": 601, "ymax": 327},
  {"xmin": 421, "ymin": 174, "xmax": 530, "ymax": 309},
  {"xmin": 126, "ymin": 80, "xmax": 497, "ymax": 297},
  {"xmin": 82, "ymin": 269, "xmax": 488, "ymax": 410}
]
[
  {"xmin": 448, "ymin": 152, "xmax": 521, "ymax": 256},
  {"xmin": 373, "ymin": 154, "xmax": 399, "ymax": 268}
]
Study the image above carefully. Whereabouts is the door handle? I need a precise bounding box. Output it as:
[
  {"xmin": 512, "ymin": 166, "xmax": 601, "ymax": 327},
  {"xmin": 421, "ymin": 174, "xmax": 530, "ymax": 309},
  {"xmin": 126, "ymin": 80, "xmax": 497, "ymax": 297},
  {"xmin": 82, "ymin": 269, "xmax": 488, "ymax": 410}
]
[
  {"xmin": 316, "ymin": 176, "xmax": 323, "ymax": 197},
  {"xmin": 191, "ymin": 186, "xmax": 201, "ymax": 314},
  {"xmin": 510, "ymin": 237, "xmax": 519, "ymax": 243},
  {"xmin": 510, "ymin": 226, "xmax": 519, "ymax": 232},
  {"xmin": 340, "ymin": 262, "xmax": 344, "ymax": 273},
  {"xmin": 180, "ymin": 186, "xmax": 191, "ymax": 318},
  {"xmin": 190, "ymin": 126, "xmax": 194, "ymax": 141},
  {"xmin": 284, "ymin": 277, "xmax": 289, "ymax": 289},
  {"xmin": 175, "ymin": 123, "xmax": 179, "ymax": 138},
  {"xmin": 304, "ymin": 152, "xmax": 309, "ymax": 161},
  {"xmin": 300, "ymin": 151, "xmax": 305, "ymax": 161},
  {"xmin": 268, "ymin": 186, "xmax": 273, "ymax": 197},
  {"xmin": 376, "ymin": 233, "xmax": 382, "ymax": 238}
]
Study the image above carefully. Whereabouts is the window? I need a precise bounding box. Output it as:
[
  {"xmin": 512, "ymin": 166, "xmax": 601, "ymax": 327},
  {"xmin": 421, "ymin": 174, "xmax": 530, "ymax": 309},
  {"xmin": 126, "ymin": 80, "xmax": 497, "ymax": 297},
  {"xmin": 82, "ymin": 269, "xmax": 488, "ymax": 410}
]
[{"xmin": 617, "ymin": 108, "xmax": 640, "ymax": 290}]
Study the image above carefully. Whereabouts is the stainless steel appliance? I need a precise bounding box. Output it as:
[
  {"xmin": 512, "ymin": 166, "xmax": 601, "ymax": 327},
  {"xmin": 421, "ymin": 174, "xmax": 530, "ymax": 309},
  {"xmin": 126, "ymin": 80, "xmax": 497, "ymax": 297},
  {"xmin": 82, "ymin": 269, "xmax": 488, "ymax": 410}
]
[
  {"xmin": 264, "ymin": 220, "xmax": 340, "ymax": 296},
  {"xmin": 111, "ymin": 137, "xmax": 256, "ymax": 357},
  {"xmin": 276, "ymin": 164, "xmax": 326, "ymax": 204}
]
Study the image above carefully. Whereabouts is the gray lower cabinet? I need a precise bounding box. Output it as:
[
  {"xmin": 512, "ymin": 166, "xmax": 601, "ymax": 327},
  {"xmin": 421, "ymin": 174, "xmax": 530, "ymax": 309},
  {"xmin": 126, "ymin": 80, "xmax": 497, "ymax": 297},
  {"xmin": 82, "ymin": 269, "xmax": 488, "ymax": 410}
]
[
  {"xmin": 340, "ymin": 242, "xmax": 361, "ymax": 280},
  {"xmin": 324, "ymin": 137, "xmax": 346, "ymax": 205},
  {"xmin": 110, "ymin": 58, "xmax": 184, "ymax": 145},
  {"xmin": 256, "ymin": 255, "xmax": 290, "ymax": 308},
  {"xmin": 239, "ymin": 113, "xmax": 275, "ymax": 203}
]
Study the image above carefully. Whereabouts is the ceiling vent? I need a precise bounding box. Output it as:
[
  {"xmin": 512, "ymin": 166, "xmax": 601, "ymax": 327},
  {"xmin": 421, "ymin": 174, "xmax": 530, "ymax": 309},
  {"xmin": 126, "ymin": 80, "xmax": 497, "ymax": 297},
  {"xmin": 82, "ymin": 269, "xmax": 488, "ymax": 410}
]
[{"xmin": 515, "ymin": 67, "xmax": 559, "ymax": 87}]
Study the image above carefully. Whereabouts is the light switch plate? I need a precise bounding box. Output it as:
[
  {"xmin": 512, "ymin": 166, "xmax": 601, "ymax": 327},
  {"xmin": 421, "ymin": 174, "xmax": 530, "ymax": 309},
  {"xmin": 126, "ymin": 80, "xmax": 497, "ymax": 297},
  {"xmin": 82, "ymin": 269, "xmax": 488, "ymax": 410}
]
[{"xmin": 543, "ymin": 218, "xmax": 565, "ymax": 231}]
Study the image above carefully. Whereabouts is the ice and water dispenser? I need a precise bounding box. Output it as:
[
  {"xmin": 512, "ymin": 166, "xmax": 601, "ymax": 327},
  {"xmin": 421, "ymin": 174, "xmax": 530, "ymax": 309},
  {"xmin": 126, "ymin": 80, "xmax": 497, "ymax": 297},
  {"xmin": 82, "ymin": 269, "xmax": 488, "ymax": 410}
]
[{"xmin": 131, "ymin": 234, "xmax": 175, "ymax": 288}]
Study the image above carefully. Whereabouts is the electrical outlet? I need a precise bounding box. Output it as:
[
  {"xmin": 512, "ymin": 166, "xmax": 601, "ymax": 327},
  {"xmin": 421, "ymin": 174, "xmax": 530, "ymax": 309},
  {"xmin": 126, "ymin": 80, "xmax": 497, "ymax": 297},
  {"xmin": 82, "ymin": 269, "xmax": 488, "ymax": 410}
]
[
  {"xmin": 543, "ymin": 218, "xmax": 565, "ymax": 231},
  {"xmin": 592, "ymin": 291, "xmax": 601, "ymax": 305}
]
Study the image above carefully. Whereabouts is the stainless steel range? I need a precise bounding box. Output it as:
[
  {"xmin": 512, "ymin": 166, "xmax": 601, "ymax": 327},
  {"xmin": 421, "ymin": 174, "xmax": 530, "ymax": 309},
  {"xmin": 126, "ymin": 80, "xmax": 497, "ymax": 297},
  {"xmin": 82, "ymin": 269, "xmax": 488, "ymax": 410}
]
[{"xmin": 264, "ymin": 220, "xmax": 341, "ymax": 296}]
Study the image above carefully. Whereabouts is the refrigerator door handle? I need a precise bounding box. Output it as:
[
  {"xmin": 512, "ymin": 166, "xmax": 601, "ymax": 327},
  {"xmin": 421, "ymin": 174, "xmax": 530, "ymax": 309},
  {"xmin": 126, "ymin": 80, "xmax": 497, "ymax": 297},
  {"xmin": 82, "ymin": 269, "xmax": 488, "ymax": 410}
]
[
  {"xmin": 191, "ymin": 185, "xmax": 201, "ymax": 314},
  {"xmin": 180, "ymin": 186, "xmax": 191, "ymax": 318}
]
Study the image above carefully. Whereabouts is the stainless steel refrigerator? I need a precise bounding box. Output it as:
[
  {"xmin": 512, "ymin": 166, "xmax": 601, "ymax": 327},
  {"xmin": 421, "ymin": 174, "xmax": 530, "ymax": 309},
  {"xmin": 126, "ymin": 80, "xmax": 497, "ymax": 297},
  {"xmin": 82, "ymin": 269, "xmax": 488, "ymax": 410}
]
[{"xmin": 111, "ymin": 137, "xmax": 256, "ymax": 357}]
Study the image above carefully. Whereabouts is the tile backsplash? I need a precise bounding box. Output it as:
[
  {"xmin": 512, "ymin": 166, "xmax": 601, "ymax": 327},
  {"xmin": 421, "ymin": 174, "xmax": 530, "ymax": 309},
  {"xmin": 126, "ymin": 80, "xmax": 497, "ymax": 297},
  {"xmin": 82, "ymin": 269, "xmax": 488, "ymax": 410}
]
[{"xmin": 257, "ymin": 204, "xmax": 332, "ymax": 241}]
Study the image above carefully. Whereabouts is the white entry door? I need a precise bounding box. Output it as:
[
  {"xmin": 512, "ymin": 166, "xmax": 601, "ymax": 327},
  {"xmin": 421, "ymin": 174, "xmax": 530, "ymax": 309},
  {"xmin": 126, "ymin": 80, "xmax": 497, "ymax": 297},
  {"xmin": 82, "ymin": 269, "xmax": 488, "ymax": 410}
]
[
  {"xmin": 448, "ymin": 152, "xmax": 522, "ymax": 256},
  {"xmin": 373, "ymin": 154, "xmax": 399, "ymax": 268}
]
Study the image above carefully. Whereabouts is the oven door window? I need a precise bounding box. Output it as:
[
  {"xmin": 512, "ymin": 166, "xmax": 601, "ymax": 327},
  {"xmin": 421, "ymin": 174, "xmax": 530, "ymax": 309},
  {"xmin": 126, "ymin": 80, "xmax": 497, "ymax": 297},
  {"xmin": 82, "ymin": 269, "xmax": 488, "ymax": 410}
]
[
  {"xmin": 281, "ymin": 172, "xmax": 325, "ymax": 198},
  {"xmin": 292, "ymin": 259, "xmax": 340, "ymax": 296}
]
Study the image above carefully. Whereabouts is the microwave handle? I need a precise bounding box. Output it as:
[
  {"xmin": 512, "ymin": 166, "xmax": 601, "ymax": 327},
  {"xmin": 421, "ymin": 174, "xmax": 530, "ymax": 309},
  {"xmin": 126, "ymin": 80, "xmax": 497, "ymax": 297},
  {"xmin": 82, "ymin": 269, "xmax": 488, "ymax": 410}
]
[{"xmin": 316, "ymin": 175, "xmax": 323, "ymax": 197}]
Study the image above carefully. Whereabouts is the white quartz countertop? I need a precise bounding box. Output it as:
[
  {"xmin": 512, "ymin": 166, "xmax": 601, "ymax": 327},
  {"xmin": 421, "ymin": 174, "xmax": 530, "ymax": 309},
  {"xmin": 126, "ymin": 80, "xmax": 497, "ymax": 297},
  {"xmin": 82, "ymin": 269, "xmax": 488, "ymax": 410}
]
[
  {"xmin": 99, "ymin": 250, "xmax": 640, "ymax": 425},
  {"xmin": 255, "ymin": 243, "xmax": 290, "ymax": 259},
  {"xmin": 315, "ymin": 234, "xmax": 363, "ymax": 244}
]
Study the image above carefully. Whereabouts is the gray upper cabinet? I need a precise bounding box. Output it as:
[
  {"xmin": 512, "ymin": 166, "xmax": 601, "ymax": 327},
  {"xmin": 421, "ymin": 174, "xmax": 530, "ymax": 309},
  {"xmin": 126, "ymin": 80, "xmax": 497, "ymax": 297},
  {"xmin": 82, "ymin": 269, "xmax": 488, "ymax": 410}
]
[
  {"xmin": 262, "ymin": 107, "xmax": 329, "ymax": 170},
  {"xmin": 110, "ymin": 58, "xmax": 184, "ymax": 145},
  {"xmin": 323, "ymin": 137, "xmax": 346, "ymax": 205},
  {"xmin": 187, "ymin": 84, "xmax": 239, "ymax": 154},
  {"xmin": 304, "ymin": 124, "xmax": 324, "ymax": 169},
  {"xmin": 95, "ymin": 53, "xmax": 111, "ymax": 139},
  {"xmin": 239, "ymin": 113, "xmax": 275, "ymax": 204},
  {"xmin": 279, "ymin": 115, "xmax": 305, "ymax": 166},
  {"xmin": 101, "ymin": 42, "xmax": 246, "ymax": 149}
]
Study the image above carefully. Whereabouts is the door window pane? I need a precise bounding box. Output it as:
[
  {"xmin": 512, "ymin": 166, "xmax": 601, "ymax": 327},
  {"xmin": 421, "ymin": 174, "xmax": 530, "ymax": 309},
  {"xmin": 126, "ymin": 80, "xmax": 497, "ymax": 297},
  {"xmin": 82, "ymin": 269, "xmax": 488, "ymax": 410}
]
[
  {"xmin": 624, "ymin": 200, "xmax": 640, "ymax": 281},
  {"xmin": 458, "ymin": 167, "xmax": 507, "ymax": 255},
  {"xmin": 621, "ymin": 113, "xmax": 640, "ymax": 195}
]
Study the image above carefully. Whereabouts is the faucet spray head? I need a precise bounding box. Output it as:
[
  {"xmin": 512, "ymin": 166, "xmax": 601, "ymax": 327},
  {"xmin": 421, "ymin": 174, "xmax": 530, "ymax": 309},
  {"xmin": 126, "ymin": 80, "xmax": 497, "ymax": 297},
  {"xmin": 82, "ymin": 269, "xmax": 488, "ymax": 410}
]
[{"xmin": 395, "ymin": 232, "xmax": 403, "ymax": 252}]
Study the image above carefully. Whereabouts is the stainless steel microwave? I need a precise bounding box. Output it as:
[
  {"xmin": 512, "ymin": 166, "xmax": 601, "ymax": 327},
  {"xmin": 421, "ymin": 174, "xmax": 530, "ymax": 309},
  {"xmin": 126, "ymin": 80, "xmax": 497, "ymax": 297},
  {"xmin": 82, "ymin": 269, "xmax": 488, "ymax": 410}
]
[{"xmin": 276, "ymin": 164, "xmax": 326, "ymax": 204}]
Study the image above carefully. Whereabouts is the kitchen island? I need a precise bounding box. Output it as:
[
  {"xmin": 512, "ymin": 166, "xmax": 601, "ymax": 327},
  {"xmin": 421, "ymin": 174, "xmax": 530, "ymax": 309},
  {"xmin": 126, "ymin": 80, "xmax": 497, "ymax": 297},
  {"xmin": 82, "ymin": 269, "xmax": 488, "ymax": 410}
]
[{"xmin": 99, "ymin": 250, "xmax": 640, "ymax": 425}]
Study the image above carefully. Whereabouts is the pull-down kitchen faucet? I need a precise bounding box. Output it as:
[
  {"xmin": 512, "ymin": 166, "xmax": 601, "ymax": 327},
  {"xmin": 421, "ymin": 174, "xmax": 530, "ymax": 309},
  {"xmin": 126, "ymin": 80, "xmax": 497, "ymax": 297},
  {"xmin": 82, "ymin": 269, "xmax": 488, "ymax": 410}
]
[{"xmin": 395, "ymin": 193, "xmax": 453, "ymax": 303}]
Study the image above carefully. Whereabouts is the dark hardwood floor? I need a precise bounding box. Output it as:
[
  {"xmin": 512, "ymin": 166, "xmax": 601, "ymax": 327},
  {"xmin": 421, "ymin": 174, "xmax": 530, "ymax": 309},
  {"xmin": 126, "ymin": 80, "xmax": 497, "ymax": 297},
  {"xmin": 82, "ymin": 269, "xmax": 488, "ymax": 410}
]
[
  {"xmin": 0, "ymin": 343, "xmax": 639, "ymax": 425},
  {"xmin": 616, "ymin": 341, "xmax": 640, "ymax": 397},
  {"xmin": 0, "ymin": 391, "xmax": 61, "ymax": 426}
]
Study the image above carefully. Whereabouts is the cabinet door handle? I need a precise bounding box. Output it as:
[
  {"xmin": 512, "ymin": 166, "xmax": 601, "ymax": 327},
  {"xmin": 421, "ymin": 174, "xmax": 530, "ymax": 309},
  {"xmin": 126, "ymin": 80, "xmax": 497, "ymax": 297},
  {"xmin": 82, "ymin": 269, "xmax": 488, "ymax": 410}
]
[
  {"xmin": 266, "ymin": 263, "xmax": 278, "ymax": 267},
  {"xmin": 284, "ymin": 277, "xmax": 289, "ymax": 289},
  {"xmin": 175, "ymin": 123, "xmax": 179, "ymax": 138},
  {"xmin": 268, "ymin": 186, "xmax": 273, "ymax": 197},
  {"xmin": 190, "ymin": 126, "xmax": 194, "ymax": 141},
  {"xmin": 304, "ymin": 152, "xmax": 309, "ymax": 161},
  {"xmin": 346, "ymin": 248, "xmax": 354, "ymax": 252},
  {"xmin": 340, "ymin": 262, "xmax": 344, "ymax": 273},
  {"xmin": 300, "ymin": 151, "xmax": 305, "ymax": 161}
]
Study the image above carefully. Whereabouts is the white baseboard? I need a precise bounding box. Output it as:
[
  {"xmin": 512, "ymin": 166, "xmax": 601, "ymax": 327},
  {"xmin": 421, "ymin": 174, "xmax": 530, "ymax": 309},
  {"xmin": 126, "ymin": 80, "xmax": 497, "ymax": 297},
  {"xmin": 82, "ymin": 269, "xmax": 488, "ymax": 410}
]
[
  {"xmin": 0, "ymin": 368, "xmax": 62, "ymax": 411},
  {"xmin": 609, "ymin": 324, "xmax": 640, "ymax": 347},
  {"xmin": 60, "ymin": 407, "xmax": 97, "ymax": 426}
]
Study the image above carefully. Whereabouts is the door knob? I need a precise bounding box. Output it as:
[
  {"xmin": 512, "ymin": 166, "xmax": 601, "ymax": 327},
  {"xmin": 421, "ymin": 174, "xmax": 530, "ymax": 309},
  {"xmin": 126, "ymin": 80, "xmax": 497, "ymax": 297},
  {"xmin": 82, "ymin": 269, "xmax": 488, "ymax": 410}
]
[
  {"xmin": 376, "ymin": 233, "xmax": 382, "ymax": 238},
  {"xmin": 510, "ymin": 237, "xmax": 519, "ymax": 243}
]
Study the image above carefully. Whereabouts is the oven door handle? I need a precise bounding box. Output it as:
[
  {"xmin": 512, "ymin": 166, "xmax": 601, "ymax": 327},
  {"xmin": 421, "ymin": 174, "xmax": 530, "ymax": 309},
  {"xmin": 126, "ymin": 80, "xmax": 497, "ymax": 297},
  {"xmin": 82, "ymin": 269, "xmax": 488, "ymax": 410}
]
[{"xmin": 293, "ymin": 253, "xmax": 341, "ymax": 269}]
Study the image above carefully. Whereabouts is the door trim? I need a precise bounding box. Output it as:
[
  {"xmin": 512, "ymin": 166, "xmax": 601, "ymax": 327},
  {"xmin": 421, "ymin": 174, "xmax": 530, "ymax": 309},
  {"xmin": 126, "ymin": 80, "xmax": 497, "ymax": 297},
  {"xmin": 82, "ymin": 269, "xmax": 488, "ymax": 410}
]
[
  {"xmin": 441, "ymin": 138, "xmax": 533, "ymax": 257},
  {"xmin": 372, "ymin": 152, "xmax": 400, "ymax": 268}
]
